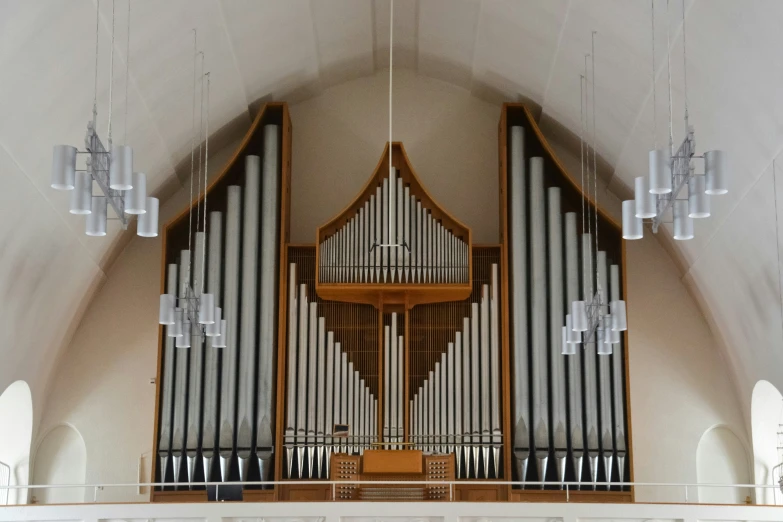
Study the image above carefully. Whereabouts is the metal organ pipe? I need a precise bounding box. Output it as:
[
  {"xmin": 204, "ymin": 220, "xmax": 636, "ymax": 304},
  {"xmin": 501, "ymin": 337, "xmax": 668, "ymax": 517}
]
[
  {"xmin": 284, "ymin": 265, "xmax": 298, "ymax": 479},
  {"xmin": 186, "ymin": 234, "xmax": 207, "ymax": 483},
  {"xmin": 610, "ymin": 264, "xmax": 627, "ymax": 483},
  {"xmin": 548, "ymin": 188, "xmax": 567, "ymax": 486},
  {"xmin": 596, "ymin": 251, "xmax": 615, "ymax": 484},
  {"xmin": 219, "ymin": 185, "xmax": 242, "ymax": 482},
  {"xmin": 530, "ymin": 157, "xmax": 549, "ymax": 485},
  {"xmin": 172, "ymin": 250, "xmax": 191, "ymax": 483},
  {"xmin": 509, "ymin": 126, "xmax": 530, "ymax": 484},
  {"xmin": 256, "ymin": 125, "xmax": 280, "ymax": 481},
  {"xmin": 582, "ymin": 233, "xmax": 600, "ymax": 489},
  {"xmin": 564, "ymin": 213, "xmax": 584, "ymax": 483},
  {"xmin": 237, "ymin": 155, "xmax": 261, "ymax": 482},
  {"xmin": 157, "ymin": 264, "xmax": 178, "ymax": 483}
]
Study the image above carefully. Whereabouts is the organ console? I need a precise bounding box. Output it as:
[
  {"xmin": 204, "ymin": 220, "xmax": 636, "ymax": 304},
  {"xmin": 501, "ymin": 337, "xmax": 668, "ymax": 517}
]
[{"xmin": 151, "ymin": 102, "xmax": 632, "ymax": 504}]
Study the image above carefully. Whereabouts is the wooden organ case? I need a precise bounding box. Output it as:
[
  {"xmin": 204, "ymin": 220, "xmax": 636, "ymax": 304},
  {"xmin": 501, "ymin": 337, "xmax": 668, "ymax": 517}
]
[{"xmin": 150, "ymin": 102, "xmax": 632, "ymax": 504}]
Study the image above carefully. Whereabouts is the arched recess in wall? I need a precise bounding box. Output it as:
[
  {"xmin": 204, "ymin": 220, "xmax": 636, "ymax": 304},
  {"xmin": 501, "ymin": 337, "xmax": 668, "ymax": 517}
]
[
  {"xmin": 0, "ymin": 380, "xmax": 33, "ymax": 505},
  {"xmin": 751, "ymin": 379, "xmax": 783, "ymax": 505},
  {"xmin": 696, "ymin": 425, "xmax": 751, "ymax": 504},
  {"xmin": 31, "ymin": 424, "xmax": 87, "ymax": 505}
]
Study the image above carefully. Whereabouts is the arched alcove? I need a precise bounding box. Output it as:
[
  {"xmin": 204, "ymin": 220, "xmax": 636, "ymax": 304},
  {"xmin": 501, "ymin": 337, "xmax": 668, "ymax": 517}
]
[
  {"xmin": 31, "ymin": 424, "xmax": 86, "ymax": 505},
  {"xmin": 697, "ymin": 425, "xmax": 751, "ymax": 504},
  {"xmin": 0, "ymin": 380, "xmax": 33, "ymax": 505},
  {"xmin": 751, "ymin": 379, "xmax": 783, "ymax": 504}
]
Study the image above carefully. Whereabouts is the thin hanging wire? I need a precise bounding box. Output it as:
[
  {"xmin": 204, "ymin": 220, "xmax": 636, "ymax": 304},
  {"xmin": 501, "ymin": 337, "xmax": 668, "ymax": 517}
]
[
  {"xmin": 580, "ymin": 73, "xmax": 585, "ymax": 241},
  {"xmin": 201, "ymin": 72, "xmax": 211, "ymax": 271},
  {"xmin": 773, "ymin": 159, "xmax": 783, "ymax": 357},
  {"xmin": 666, "ymin": 0, "xmax": 674, "ymax": 159},
  {"xmin": 107, "ymin": 0, "xmax": 116, "ymax": 147},
  {"xmin": 123, "ymin": 0, "xmax": 130, "ymax": 145},
  {"xmin": 681, "ymin": 0, "xmax": 689, "ymax": 123},
  {"xmin": 388, "ymin": 0, "xmax": 394, "ymax": 242},
  {"xmin": 188, "ymin": 30, "xmax": 197, "ymax": 254},
  {"xmin": 591, "ymin": 31, "xmax": 599, "ymax": 292},
  {"xmin": 197, "ymin": 52, "xmax": 205, "ymax": 233},
  {"xmin": 92, "ymin": 0, "xmax": 100, "ymax": 128},
  {"xmin": 651, "ymin": 0, "xmax": 657, "ymax": 149},
  {"xmin": 584, "ymin": 54, "xmax": 591, "ymax": 243}
]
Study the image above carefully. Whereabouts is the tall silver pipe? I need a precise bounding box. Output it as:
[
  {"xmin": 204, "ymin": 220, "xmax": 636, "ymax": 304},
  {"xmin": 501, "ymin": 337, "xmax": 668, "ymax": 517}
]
[
  {"xmin": 610, "ymin": 264, "xmax": 627, "ymax": 483},
  {"xmin": 256, "ymin": 126, "xmax": 279, "ymax": 481},
  {"xmin": 172, "ymin": 250, "xmax": 191, "ymax": 485},
  {"xmin": 158, "ymin": 264, "xmax": 178, "ymax": 483},
  {"xmin": 396, "ymin": 175, "xmax": 403, "ymax": 282},
  {"xmin": 333, "ymin": 343, "xmax": 343, "ymax": 454},
  {"xmin": 565, "ymin": 213, "xmax": 584, "ymax": 482},
  {"xmin": 398, "ymin": 335, "xmax": 404, "ymax": 443},
  {"xmin": 434, "ymin": 361, "xmax": 441, "ymax": 452},
  {"xmin": 369, "ymin": 196, "xmax": 376, "ymax": 282},
  {"xmin": 219, "ymin": 186, "xmax": 241, "ymax": 481},
  {"xmin": 470, "ymin": 302, "xmax": 480, "ymax": 475},
  {"xmin": 384, "ymin": 324, "xmax": 391, "ymax": 442},
  {"xmin": 404, "ymin": 187, "xmax": 411, "ymax": 282},
  {"xmin": 440, "ymin": 352, "xmax": 448, "ymax": 454},
  {"xmin": 306, "ymin": 302, "xmax": 318, "ymax": 476},
  {"xmin": 295, "ymin": 284, "xmax": 308, "ymax": 478},
  {"xmin": 530, "ymin": 157, "xmax": 549, "ymax": 485},
  {"xmin": 202, "ymin": 212, "xmax": 223, "ymax": 481},
  {"xmin": 547, "ymin": 188, "xmax": 567, "ymax": 485},
  {"xmin": 581, "ymin": 233, "xmax": 599, "ymax": 488},
  {"xmin": 509, "ymin": 126, "xmax": 530, "ymax": 483},
  {"xmin": 315, "ymin": 317, "xmax": 326, "ymax": 478},
  {"xmin": 480, "ymin": 285, "xmax": 491, "ymax": 476},
  {"xmin": 353, "ymin": 369, "xmax": 360, "ymax": 453},
  {"xmin": 382, "ymin": 177, "xmax": 389, "ymax": 282},
  {"xmin": 462, "ymin": 316, "xmax": 471, "ymax": 477},
  {"xmin": 325, "ymin": 331, "xmax": 335, "ymax": 477},
  {"xmin": 347, "ymin": 360, "xmax": 355, "ymax": 455},
  {"xmin": 284, "ymin": 264, "xmax": 298, "ymax": 478},
  {"xmin": 390, "ymin": 314, "xmax": 398, "ymax": 446},
  {"xmin": 236, "ymin": 155, "xmax": 260, "ymax": 482},
  {"xmin": 186, "ymin": 234, "xmax": 206, "ymax": 483},
  {"xmin": 490, "ymin": 264, "xmax": 502, "ymax": 477},
  {"xmin": 454, "ymin": 332, "xmax": 463, "ymax": 478},
  {"xmin": 447, "ymin": 342, "xmax": 455, "ymax": 457},
  {"xmin": 428, "ymin": 369, "xmax": 435, "ymax": 450},
  {"xmin": 596, "ymin": 252, "xmax": 614, "ymax": 484}
]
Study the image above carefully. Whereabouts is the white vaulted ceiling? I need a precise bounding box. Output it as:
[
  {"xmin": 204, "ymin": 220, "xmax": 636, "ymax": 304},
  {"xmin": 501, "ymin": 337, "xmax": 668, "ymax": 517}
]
[{"xmin": 1, "ymin": 0, "xmax": 782, "ymax": 427}]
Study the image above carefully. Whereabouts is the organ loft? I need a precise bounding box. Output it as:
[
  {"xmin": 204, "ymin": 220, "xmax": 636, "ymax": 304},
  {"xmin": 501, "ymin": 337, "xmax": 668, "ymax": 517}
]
[{"xmin": 151, "ymin": 103, "xmax": 631, "ymax": 503}]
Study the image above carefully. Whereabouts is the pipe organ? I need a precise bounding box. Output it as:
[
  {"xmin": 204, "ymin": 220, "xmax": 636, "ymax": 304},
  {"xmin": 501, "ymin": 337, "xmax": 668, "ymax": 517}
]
[{"xmin": 152, "ymin": 103, "xmax": 631, "ymax": 503}]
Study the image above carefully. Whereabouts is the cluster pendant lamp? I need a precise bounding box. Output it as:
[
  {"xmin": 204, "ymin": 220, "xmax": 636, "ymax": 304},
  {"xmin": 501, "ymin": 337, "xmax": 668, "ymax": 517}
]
[
  {"xmin": 562, "ymin": 32, "xmax": 627, "ymax": 359},
  {"xmin": 158, "ymin": 33, "xmax": 224, "ymax": 354},
  {"xmin": 51, "ymin": 0, "xmax": 158, "ymax": 238},
  {"xmin": 623, "ymin": 0, "xmax": 727, "ymax": 242}
]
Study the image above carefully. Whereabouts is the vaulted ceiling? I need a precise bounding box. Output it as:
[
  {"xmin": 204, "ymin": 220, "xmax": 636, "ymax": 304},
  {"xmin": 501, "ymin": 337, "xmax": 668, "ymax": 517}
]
[{"xmin": 2, "ymin": 0, "xmax": 783, "ymax": 426}]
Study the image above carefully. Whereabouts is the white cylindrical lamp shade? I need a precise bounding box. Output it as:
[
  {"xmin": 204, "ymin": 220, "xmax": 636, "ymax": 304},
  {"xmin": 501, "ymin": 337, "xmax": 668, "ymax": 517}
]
[
  {"xmin": 124, "ymin": 172, "xmax": 147, "ymax": 214},
  {"xmin": 649, "ymin": 149, "xmax": 672, "ymax": 194},
  {"xmin": 610, "ymin": 300, "xmax": 627, "ymax": 331},
  {"xmin": 198, "ymin": 293, "xmax": 215, "ymax": 324},
  {"xmin": 85, "ymin": 197, "xmax": 107, "ymax": 236},
  {"xmin": 566, "ymin": 314, "xmax": 581, "ymax": 343},
  {"xmin": 109, "ymin": 145, "xmax": 133, "ymax": 190},
  {"xmin": 688, "ymin": 175, "xmax": 710, "ymax": 218},
  {"xmin": 206, "ymin": 307, "xmax": 222, "ymax": 337},
  {"xmin": 159, "ymin": 294, "xmax": 175, "ymax": 325},
  {"xmin": 572, "ymin": 300, "xmax": 588, "ymax": 331},
  {"xmin": 597, "ymin": 318, "xmax": 613, "ymax": 355},
  {"xmin": 168, "ymin": 308, "xmax": 184, "ymax": 338},
  {"xmin": 673, "ymin": 199, "xmax": 694, "ymax": 240},
  {"xmin": 634, "ymin": 176, "xmax": 657, "ymax": 218},
  {"xmin": 622, "ymin": 200, "xmax": 643, "ymax": 240},
  {"xmin": 561, "ymin": 326, "xmax": 576, "ymax": 355},
  {"xmin": 705, "ymin": 150, "xmax": 728, "ymax": 195},
  {"xmin": 51, "ymin": 145, "xmax": 77, "ymax": 190},
  {"xmin": 137, "ymin": 198, "xmax": 159, "ymax": 237},
  {"xmin": 213, "ymin": 320, "xmax": 227, "ymax": 348},
  {"xmin": 70, "ymin": 171, "xmax": 92, "ymax": 214},
  {"xmin": 176, "ymin": 320, "xmax": 191, "ymax": 348}
]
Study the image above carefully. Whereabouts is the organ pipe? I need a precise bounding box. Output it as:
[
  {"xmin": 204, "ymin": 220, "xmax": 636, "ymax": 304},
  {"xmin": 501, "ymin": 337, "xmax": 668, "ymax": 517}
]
[
  {"xmin": 582, "ymin": 234, "xmax": 600, "ymax": 488},
  {"xmin": 565, "ymin": 213, "xmax": 585, "ymax": 483},
  {"xmin": 610, "ymin": 264, "xmax": 627, "ymax": 483},
  {"xmin": 157, "ymin": 264, "xmax": 178, "ymax": 483},
  {"xmin": 509, "ymin": 126, "xmax": 530, "ymax": 484},
  {"xmin": 219, "ymin": 185, "xmax": 241, "ymax": 482},
  {"xmin": 172, "ymin": 250, "xmax": 191, "ymax": 484},
  {"xmin": 186, "ymin": 234, "xmax": 206, "ymax": 483},
  {"xmin": 530, "ymin": 157, "xmax": 549, "ymax": 485},
  {"xmin": 597, "ymin": 251, "xmax": 615, "ymax": 483}
]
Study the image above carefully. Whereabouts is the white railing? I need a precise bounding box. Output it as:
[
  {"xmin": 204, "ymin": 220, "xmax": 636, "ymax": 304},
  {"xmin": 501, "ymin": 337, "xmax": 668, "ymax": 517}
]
[
  {"xmin": 0, "ymin": 479, "xmax": 778, "ymax": 506},
  {"xmin": 0, "ymin": 461, "xmax": 8, "ymax": 506}
]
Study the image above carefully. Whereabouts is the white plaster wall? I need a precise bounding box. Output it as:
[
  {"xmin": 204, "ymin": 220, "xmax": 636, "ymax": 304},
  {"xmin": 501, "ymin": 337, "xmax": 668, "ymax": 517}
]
[
  {"xmin": 35, "ymin": 71, "xmax": 748, "ymax": 503},
  {"xmin": 0, "ymin": 381, "xmax": 33, "ymax": 505},
  {"xmin": 31, "ymin": 425, "xmax": 87, "ymax": 505},
  {"xmin": 751, "ymin": 380, "xmax": 783, "ymax": 505},
  {"xmin": 696, "ymin": 426, "xmax": 751, "ymax": 504}
]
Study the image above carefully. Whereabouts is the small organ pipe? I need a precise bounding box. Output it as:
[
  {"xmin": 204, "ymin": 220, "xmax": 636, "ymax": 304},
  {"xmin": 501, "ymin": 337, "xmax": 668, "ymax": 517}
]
[
  {"xmin": 315, "ymin": 317, "xmax": 326, "ymax": 478},
  {"xmin": 470, "ymin": 302, "xmax": 480, "ymax": 474},
  {"xmin": 480, "ymin": 284, "xmax": 491, "ymax": 476},
  {"xmin": 462, "ymin": 316, "xmax": 471, "ymax": 476},
  {"xmin": 295, "ymin": 284, "xmax": 309, "ymax": 478},
  {"xmin": 490, "ymin": 264, "xmax": 502, "ymax": 477},
  {"xmin": 284, "ymin": 264, "xmax": 298, "ymax": 478},
  {"xmin": 447, "ymin": 342, "xmax": 455, "ymax": 455},
  {"xmin": 454, "ymin": 332, "xmax": 463, "ymax": 477},
  {"xmin": 158, "ymin": 264, "xmax": 178, "ymax": 482}
]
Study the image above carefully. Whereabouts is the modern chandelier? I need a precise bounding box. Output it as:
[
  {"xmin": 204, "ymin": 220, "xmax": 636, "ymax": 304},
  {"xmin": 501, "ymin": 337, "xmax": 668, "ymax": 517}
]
[
  {"xmin": 158, "ymin": 33, "xmax": 226, "ymax": 349},
  {"xmin": 622, "ymin": 0, "xmax": 727, "ymax": 242},
  {"xmin": 563, "ymin": 32, "xmax": 628, "ymax": 355},
  {"xmin": 50, "ymin": 0, "xmax": 158, "ymax": 238}
]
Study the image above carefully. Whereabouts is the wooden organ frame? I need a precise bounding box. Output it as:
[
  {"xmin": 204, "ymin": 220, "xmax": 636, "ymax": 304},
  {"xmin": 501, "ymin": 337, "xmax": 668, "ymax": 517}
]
[{"xmin": 150, "ymin": 102, "xmax": 633, "ymax": 503}]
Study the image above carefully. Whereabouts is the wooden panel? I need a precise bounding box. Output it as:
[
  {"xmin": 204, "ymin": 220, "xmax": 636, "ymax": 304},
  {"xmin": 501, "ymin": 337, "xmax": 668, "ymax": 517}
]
[
  {"xmin": 151, "ymin": 490, "xmax": 208, "ymax": 503},
  {"xmin": 244, "ymin": 489, "xmax": 278, "ymax": 502},
  {"xmin": 508, "ymin": 489, "xmax": 632, "ymax": 503},
  {"xmin": 454, "ymin": 484, "xmax": 506, "ymax": 502},
  {"xmin": 279, "ymin": 484, "xmax": 333, "ymax": 501},
  {"xmin": 363, "ymin": 450, "xmax": 423, "ymax": 474}
]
